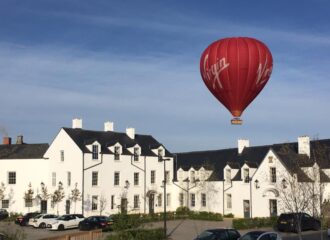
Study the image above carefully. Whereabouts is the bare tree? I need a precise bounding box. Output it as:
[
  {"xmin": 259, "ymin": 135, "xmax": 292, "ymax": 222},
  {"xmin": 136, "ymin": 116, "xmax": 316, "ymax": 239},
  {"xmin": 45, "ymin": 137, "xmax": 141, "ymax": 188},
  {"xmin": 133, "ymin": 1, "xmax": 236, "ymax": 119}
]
[
  {"xmin": 69, "ymin": 183, "xmax": 81, "ymax": 214},
  {"xmin": 38, "ymin": 182, "xmax": 50, "ymax": 201},
  {"xmin": 0, "ymin": 182, "xmax": 5, "ymax": 202},
  {"xmin": 99, "ymin": 194, "xmax": 108, "ymax": 216},
  {"xmin": 51, "ymin": 181, "xmax": 65, "ymax": 215},
  {"xmin": 23, "ymin": 183, "xmax": 34, "ymax": 212}
]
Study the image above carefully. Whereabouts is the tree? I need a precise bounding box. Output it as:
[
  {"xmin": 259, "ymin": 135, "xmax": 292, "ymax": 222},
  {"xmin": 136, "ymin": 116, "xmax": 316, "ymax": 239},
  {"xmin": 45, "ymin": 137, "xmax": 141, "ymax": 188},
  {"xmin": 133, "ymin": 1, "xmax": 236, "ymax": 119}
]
[
  {"xmin": 51, "ymin": 181, "xmax": 65, "ymax": 215},
  {"xmin": 0, "ymin": 182, "xmax": 5, "ymax": 202},
  {"xmin": 39, "ymin": 182, "xmax": 50, "ymax": 201},
  {"xmin": 69, "ymin": 183, "xmax": 81, "ymax": 214},
  {"xmin": 23, "ymin": 183, "xmax": 34, "ymax": 212},
  {"xmin": 99, "ymin": 194, "xmax": 108, "ymax": 216}
]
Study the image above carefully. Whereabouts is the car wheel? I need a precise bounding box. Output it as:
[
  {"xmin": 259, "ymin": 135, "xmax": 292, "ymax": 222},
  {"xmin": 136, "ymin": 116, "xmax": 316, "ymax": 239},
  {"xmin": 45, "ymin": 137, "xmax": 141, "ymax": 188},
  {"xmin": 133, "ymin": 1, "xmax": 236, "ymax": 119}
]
[
  {"xmin": 39, "ymin": 222, "xmax": 46, "ymax": 229},
  {"xmin": 58, "ymin": 224, "xmax": 65, "ymax": 231}
]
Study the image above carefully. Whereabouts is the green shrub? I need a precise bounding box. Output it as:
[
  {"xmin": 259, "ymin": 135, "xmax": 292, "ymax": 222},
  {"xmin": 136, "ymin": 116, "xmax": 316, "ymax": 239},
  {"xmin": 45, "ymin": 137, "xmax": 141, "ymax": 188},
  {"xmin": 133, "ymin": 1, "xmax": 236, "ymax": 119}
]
[
  {"xmin": 176, "ymin": 206, "xmax": 190, "ymax": 214},
  {"xmin": 224, "ymin": 213, "xmax": 234, "ymax": 218},
  {"xmin": 106, "ymin": 228, "xmax": 164, "ymax": 240},
  {"xmin": 111, "ymin": 214, "xmax": 142, "ymax": 231},
  {"xmin": 233, "ymin": 217, "xmax": 277, "ymax": 230},
  {"xmin": 188, "ymin": 211, "xmax": 223, "ymax": 221}
]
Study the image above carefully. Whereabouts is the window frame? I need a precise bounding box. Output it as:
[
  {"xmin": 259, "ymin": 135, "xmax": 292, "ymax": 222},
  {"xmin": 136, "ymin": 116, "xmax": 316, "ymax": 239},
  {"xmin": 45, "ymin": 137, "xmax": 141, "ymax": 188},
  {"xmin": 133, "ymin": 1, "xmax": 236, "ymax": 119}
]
[
  {"xmin": 133, "ymin": 195, "xmax": 140, "ymax": 209},
  {"xmin": 190, "ymin": 193, "xmax": 196, "ymax": 207},
  {"xmin": 134, "ymin": 172, "xmax": 139, "ymax": 186},
  {"xmin": 92, "ymin": 171, "xmax": 98, "ymax": 186},
  {"xmin": 201, "ymin": 193, "xmax": 207, "ymax": 207},
  {"xmin": 8, "ymin": 171, "xmax": 16, "ymax": 185},
  {"xmin": 92, "ymin": 145, "xmax": 99, "ymax": 160},
  {"xmin": 92, "ymin": 195, "xmax": 98, "ymax": 211},
  {"xmin": 151, "ymin": 170, "xmax": 156, "ymax": 184},
  {"xmin": 114, "ymin": 172, "xmax": 120, "ymax": 186}
]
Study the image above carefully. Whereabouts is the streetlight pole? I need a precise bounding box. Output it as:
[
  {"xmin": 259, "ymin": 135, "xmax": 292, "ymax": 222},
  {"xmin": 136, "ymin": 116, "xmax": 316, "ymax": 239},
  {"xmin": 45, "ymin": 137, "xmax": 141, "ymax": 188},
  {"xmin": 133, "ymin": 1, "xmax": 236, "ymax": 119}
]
[{"xmin": 161, "ymin": 157, "xmax": 171, "ymax": 239}]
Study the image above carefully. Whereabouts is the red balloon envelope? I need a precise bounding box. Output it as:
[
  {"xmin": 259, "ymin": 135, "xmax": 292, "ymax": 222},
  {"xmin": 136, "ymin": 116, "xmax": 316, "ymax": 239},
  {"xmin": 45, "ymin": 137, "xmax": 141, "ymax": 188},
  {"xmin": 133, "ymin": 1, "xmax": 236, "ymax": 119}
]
[{"xmin": 200, "ymin": 37, "xmax": 273, "ymax": 124}]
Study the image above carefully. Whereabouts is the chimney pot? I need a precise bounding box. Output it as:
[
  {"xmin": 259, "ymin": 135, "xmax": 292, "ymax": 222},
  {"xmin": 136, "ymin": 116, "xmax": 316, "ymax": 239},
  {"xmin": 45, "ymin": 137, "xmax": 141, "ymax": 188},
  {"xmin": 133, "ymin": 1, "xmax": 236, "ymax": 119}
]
[
  {"xmin": 3, "ymin": 137, "xmax": 11, "ymax": 145},
  {"xmin": 298, "ymin": 136, "xmax": 310, "ymax": 157},
  {"xmin": 238, "ymin": 139, "xmax": 249, "ymax": 154}
]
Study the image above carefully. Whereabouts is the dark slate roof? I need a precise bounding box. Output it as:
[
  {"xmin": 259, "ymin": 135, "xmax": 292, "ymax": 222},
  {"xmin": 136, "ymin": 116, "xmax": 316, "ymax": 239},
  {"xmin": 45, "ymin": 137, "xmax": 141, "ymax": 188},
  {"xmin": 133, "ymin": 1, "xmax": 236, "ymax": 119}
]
[
  {"xmin": 0, "ymin": 143, "xmax": 49, "ymax": 159},
  {"xmin": 63, "ymin": 128, "xmax": 173, "ymax": 157},
  {"xmin": 320, "ymin": 170, "xmax": 330, "ymax": 183},
  {"xmin": 176, "ymin": 138, "xmax": 330, "ymax": 182}
]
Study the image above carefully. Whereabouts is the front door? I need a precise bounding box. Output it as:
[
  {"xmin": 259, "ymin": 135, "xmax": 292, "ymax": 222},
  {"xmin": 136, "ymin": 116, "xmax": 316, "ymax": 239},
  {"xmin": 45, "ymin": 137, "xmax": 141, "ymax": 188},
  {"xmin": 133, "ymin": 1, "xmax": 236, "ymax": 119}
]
[
  {"xmin": 121, "ymin": 198, "xmax": 128, "ymax": 214},
  {"xmin": 269, "ymin": 199, "xmax": 277, "ymax": 217},
  {"xmin": 149, "ymin": 194, "xmax": 155, "ymax": 214},
  {"xmin": 65, "ymin": 200, "xmax": 70, "ymax": 214},
  {"xmin": 243, "ymin": 200, "xmax": 250, "ymax": 218},
  {"xmin": 40, "ymin": 200, "xmax": 47, "ymax": 213}
]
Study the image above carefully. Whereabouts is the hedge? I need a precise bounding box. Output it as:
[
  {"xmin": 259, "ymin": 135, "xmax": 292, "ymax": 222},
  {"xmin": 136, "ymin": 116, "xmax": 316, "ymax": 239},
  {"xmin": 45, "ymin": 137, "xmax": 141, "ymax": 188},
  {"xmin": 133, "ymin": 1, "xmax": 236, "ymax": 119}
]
[
  {"xmin": 232, "ymin": 217, "xmax": 277, "ymax": 230},
  {"xmin": 106, "ymin": 228, "xmax": 164, "ymax": 240}
]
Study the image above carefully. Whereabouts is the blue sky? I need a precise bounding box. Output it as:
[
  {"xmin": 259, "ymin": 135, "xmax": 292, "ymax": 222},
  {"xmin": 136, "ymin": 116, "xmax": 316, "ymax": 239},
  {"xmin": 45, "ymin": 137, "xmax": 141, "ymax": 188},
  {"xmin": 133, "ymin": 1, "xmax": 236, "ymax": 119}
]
[{"xmin": 0, "ymin": 1, "xmax": 330, "ymax": 152}]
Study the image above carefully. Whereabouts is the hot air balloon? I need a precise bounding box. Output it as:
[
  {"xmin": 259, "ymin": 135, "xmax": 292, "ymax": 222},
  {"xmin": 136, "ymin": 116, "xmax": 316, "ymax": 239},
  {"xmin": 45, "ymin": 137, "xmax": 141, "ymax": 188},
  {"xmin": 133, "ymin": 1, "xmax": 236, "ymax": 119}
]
[{"xmin": 200, "ymin": 37, "xmax": 273, "ymax": 124}]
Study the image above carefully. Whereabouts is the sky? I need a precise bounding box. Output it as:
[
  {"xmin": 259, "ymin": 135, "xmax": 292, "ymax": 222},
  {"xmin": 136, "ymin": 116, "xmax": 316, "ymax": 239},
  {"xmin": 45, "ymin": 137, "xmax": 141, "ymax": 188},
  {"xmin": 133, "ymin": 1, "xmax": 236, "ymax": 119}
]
[{"xmin": 0, "ymin": 0, "xmax": 330, "ymax": 152}]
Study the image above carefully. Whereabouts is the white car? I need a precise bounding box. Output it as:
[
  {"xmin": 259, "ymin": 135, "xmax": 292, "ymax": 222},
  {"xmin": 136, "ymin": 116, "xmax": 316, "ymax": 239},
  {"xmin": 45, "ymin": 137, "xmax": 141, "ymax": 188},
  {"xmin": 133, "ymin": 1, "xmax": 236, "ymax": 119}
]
[
  {"xmin": 28, "ymin": 214, "xmax": 58, "ymax": 228},
  {"xmin": 240, "ymin": 231, "xmax": 282, "ymax": 240},
  {"xmin": 48, "ymin": 214, "xmax": 84, "ymax": 231}
]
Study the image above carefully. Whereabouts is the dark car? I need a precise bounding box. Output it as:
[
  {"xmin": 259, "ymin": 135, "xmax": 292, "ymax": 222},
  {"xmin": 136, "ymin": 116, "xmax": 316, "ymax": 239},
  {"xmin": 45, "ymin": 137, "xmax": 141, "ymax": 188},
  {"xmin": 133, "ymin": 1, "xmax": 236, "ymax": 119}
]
[
  {"xmin": 0, "ymin": 209, "xmax": 9, "ymax": 220},
  {"xmin": 78, "ymin": 216, "xmax": 113, "ymax": 231},
  {"xmin": 194, "ymin": 228, "xmax": 241, "ymax": 240},
  {"xmin": 240, "ymin": 231, "xmax": 282, "ymax": 240},
  {"xmin": 15, "ymin": 212, "xmax": 41, "ymax": 226},
  {"xmin": 277, "ymin": 212, "xmax": 320, "ymax": 232}
]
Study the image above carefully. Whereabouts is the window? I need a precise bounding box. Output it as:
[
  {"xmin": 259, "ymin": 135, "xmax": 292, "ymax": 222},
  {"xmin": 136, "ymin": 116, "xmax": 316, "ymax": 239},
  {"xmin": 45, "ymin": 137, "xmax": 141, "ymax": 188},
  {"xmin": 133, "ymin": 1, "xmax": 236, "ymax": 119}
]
[
  {"xmin": 134, "ymin": 147, "xmax": 139, "ymax": 161},
  {"xmin": 52, "ymin": 172, "xmax": 56, "ymax": 186},
  {"xmin": 67, "ymin": 172, "xmax": 71, "ymax": 186},
  {"xmin": 190, "ymin": 171, "xmax": 195, "ymax": 182},
  {"xmin": 158, "ymin": 149, "xmax": 163, "ymax": 161},
  {"xmin": 270, "ymin": 167, "xmax": 276, "ymax": 183},
  {"xmin": 165, "ymin": 171, "xmax": 170, "ymax": 183},
  {"xmin": 111, "ymin": 195, "xmax": 115, "ymax": 209},
  {"xmin": 92, "ymin": 196, "xmax": 98, "ymax": 210},
  {"xmin": 201, "ymin": 193, "xmax": 206, "ymax": 207},
  {"xmin": 179, "ymin": 193, "xmax": 184, "ymax": 206},
  {"xmin": 134, "ymin": 195, "xmax": 140, "ymax": 209},
  {"xmin": 25, "ymin": 199, "xmax": 32, "ymax": 208},
  {"xmin": 269, "ymin": 199, "xmax": 277, "ymax": 217},
  {"xmin": 92, "ymin": 145, "xmax": 99, "ymax": 160},
  {"xmin": 92, "ymin": 171, "xmax": 98, "ymax": 186},
  {"xmin": 114, "ymin": 146, "xmax": 120, "ymax": 160},
  {"xmin": 60, "ymin": 150, "xmax": 64, "ymax": 162},
  {"xmin": 190, "ymin": 193, "xmax": 195, "ymax": 207},
  {"xmin": 226, "ymin": 194, "xmax": 232, "ymax": 209},
  {"xmin": 243, "ymin": 168, "xmax": 249, "ymax": 183},
  {"xmin": 226, "ymin": 169, "xmax": 231, "ymax": 183},
  {"xmin": 8, "ymin": 172, "xmax": 16, "ymax": 185},
  {"xmin": 134, "ymin": 172, "xmax": 139, "ymax": 186},
  {"xmin": 151, "ymin": 170, "xmax": 155, "ymax": 184},
  {"xmin": 1, "ymin": 200, "xmax": 9, "ymax": 208},
  {"xmin": 114, "ymin": 172, "xmax": 120, "ymax": 186},
  {"xmin": 166, "ymin": 193, "xmax": 171, "ymax": 207},
  {"xmin": 158, "ymin": 194, "xmax": 162, "ymax": 207}
]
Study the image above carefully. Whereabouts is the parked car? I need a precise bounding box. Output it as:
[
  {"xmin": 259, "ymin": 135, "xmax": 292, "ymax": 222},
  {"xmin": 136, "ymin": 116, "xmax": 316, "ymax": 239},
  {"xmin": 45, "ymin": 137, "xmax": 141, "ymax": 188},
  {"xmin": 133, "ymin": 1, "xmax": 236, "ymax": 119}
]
[
  {"xmin": 48, "ymin": 214, "xmax": 84, "ymax": 231},
  {"xmin": 28, "ymin": 214, "xmax": 58, "ymax": 228},
  {"xmin": 78, "ymin": 215, "xmax": 113, "ymax": 230},
  {"xmin": 15, "ymin": 212, "xmax": 41, "ymax": 226},
  {"xmin": 240, "ymin": 231, "xmax": 282, "ymax": 240},
  {"xmin": 194, "ymin": 228, "xmax": 241, "ymax": 240},
  {"xmin": 277, "ymin": 212, "xmax": 320, "ymax": 232},
  {"xmin": 0, "ymin": 209, "xmax": 9, "ymax": 220}
]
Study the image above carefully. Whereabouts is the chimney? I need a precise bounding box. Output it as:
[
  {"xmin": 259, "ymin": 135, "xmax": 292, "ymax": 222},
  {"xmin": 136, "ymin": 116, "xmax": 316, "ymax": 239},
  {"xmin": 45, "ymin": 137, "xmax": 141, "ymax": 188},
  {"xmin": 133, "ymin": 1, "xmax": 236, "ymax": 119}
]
[
  {"xmin": 16, "ymin": 135, "xmax": 23, "ymax": 144},
  {"xmin": 126, "ymin": 127, "xmax": 135, "ymax": 139},
  {"xmin": 3, "ymin": 136, "xmax": 11, "ymax": 145},
  {"xmin": 238, "ymin": 139, "xmax": 249, "ymax": 154},
  {"xmin": 298, "ymin": 136, "xmax": 310, "ymax": 157},
  {"xmin": 104, "ymin": 121, "xmax": 114, "ymax": 132},
  {"xmin": 72, "ymin": 118, "xmax": 82, "ymax": 129}
]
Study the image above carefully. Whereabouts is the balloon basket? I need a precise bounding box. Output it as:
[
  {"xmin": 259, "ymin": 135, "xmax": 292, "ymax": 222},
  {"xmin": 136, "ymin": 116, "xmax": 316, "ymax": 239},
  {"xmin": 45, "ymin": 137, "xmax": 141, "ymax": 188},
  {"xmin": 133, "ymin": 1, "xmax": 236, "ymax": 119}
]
[{"xmin": 231, "ymin": 118, "xmax": 242, "ymax": 125}]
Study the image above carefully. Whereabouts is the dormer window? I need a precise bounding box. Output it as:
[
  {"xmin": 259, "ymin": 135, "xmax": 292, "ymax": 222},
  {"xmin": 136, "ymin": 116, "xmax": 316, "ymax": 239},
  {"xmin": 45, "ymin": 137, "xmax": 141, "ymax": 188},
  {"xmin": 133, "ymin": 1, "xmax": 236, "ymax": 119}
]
[
  {"xmin": 114, "ymin": 146, "xmax": 120, "ymax": 160},
  {"xmin": 243, "ymin": 168, "xmax": 249, "ymax": 183},
  {"xmin": 134, "ymin": 147, "xmax": 139, "ymax": 161},
  {"xmin": 92, "ymin": 145, "xmax": 99, "ymax": 160},
  {"xmin": 158, "ymin": 149, "xmax": 163, "ymax": 161}
]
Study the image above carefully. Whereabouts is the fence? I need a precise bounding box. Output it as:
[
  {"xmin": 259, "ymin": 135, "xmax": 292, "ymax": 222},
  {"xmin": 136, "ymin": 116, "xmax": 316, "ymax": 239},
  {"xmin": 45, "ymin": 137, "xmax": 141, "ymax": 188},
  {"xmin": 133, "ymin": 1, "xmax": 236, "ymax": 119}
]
[{"xmin": 40, "ymin": 229, "xmax": 103, "ymax": 240}]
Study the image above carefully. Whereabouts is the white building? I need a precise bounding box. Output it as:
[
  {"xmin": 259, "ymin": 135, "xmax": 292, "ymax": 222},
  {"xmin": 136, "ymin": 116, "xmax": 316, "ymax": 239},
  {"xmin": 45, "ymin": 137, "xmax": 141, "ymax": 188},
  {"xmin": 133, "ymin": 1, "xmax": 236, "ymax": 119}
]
[{"xmin": 1, "ymin": 120, "xmax": 330, "ymax": 219}]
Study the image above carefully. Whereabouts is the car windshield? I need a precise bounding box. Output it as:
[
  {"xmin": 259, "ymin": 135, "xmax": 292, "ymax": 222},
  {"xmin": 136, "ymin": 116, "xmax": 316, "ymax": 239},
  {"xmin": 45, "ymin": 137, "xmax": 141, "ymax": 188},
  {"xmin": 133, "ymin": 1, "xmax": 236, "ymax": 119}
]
[
  {"xmin": 240, "ymin": 232, "xmax": 265, "ymax": 240},
  {"xmin": 34, "ymin": 214, "xmax": 43, "ymax": 219},
  {"xmin": 57, "ymin": 215, "xmax": 70, "ymax": 220},
  {"xmin": 198, "ymin": 231, "xmax": 214, "ymax": 240}
]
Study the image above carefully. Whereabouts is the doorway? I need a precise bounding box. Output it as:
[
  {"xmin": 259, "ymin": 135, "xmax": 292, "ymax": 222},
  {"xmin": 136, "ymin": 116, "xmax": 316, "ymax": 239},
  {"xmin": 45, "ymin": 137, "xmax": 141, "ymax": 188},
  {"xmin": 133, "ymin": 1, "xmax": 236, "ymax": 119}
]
[
  {"xmin": 40, "ymin": 200, "xmax": 47, "ymax": 213},
  {"xmin": 149, "ymin": 193, "xmax": 155, "ymax": 214},
  {"xmin": 121, "ymin": 198, "xmax": 128, "ymax": 214},
  {"xmin": 243, "ymin": 200, "xmax": 250, "ymax": 218},
  {"xmin": 269, "ymin": 199, "xmax": 277, "ymax": 217},
  {"xmin": 65, "ymin": 200, "xmax": 70, "ymax": 214}
]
